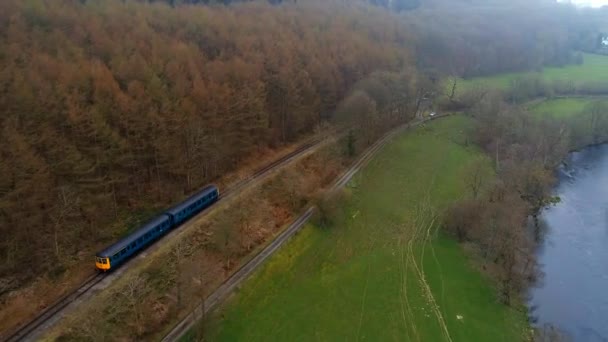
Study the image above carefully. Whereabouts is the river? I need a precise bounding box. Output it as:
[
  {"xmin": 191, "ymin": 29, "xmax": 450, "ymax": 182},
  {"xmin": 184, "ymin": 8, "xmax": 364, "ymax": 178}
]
[{"xmin": 530, "ymin": 144, "xmax": 608, "ymax": 342}]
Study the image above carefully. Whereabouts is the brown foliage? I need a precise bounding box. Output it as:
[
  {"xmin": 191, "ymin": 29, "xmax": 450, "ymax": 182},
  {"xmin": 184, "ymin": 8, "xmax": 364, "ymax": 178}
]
[
  {"xmin": 0, "ymin": 0, "xmax": 413, "ymax": 289},
  {"xmin": 444, "ymin": 185, "xmax": 537, "ymax": 305},
  {"xmin": 445, "ymin": 95, "xmax": 572, "ymax": 305},
  {"xmin": 54, "ymin": 127, "xmax": 347, "ymax": 340},
  {"xmin": 443, "ymin": 199, "xmax": 485, "ymax": 242}
]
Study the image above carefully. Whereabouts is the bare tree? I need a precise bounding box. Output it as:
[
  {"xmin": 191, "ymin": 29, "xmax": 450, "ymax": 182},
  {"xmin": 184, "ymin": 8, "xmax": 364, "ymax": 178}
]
[
  {"xmin": 182, "ymin": 256, "xmax": 213, "ymax": 341},
  {"xmin": 172, "ymin": 241, "xmax": 190, "ymax": 310},
  {"xmin": 464, "ymin": 157, "xmax": 491, "ymax": 199},
  {"xmin": 50, "ymin": 186, "xmax": 81, "ymax": 260},
  {"xmin": 111, "ymin": 275, "xmax": 150, "ymax": 336}
]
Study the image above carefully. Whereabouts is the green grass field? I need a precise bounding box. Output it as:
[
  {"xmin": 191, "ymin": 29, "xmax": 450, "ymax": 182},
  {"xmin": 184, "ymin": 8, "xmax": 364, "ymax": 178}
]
[
  {"xmin": 455, "ymin": 53, "xmax": 608, "ymax": 94},
  {"xmin": 199, "ymin": 116, "xmax": 527, "ymax": 342},
  {"xmin": 528, "ymin": 98, "xmax": 593, "ymax": 119}
]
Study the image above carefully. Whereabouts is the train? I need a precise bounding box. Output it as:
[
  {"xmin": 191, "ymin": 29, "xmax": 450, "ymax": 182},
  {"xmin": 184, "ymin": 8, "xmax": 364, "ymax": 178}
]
[{"xmin": 95, "ymin": 185, "xmax": 219, "ymax": 271}]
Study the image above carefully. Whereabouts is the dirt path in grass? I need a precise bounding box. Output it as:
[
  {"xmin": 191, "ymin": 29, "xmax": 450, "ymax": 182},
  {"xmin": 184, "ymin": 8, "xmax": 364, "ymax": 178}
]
[
  {"xmin": 403, "ymin": 201, "xmax": 453, "ymax": 342},
  {"xmin": 398, "ymin": 236, "xmax": 421, "ymax": 342}
]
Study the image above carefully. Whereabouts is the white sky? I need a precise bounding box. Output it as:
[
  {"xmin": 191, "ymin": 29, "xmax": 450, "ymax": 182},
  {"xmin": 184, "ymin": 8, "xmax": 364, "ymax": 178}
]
[{"xmin": 563, "ymin": 0, "xmax": 608, "ymax": 7}]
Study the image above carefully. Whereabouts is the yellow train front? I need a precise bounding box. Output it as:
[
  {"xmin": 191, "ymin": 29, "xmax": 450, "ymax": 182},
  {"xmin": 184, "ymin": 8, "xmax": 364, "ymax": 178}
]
[
  {"xmin": 95, "ymin": 257, "xmax": 110, "ymax": 271},
  {"xmin": 95, "ymin": 185, "xmax": 219, "ymax": 272}
]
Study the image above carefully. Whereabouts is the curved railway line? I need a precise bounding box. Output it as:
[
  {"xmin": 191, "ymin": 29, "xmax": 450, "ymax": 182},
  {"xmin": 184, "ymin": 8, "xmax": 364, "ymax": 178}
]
[{"xmin": 3, "ymin": 134, "xmax": 328, "ymax": 342}]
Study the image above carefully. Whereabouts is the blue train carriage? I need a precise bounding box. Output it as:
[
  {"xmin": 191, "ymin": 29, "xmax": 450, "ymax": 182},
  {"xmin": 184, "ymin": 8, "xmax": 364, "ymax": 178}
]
[
  {"xmin": 95, "ymin": 214, "xmax": 172, "ymax": 271},
  {"xmin": 164, "ymin": 185, "xmax": 219, "ymax": 226},
  {"xmin": 95, "ymin": 185, "xmax": 219, "ymax": 271}
]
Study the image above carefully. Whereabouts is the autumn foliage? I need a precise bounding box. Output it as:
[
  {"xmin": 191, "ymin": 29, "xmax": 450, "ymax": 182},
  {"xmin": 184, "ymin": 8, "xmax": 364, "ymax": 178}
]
[
  {"xmin": 0, "ymin": 0, "xmax": 599, "ymax": 306},
  {"xmin": 0, "ymin": 0, "xmax": 415, "ymax": 290}
]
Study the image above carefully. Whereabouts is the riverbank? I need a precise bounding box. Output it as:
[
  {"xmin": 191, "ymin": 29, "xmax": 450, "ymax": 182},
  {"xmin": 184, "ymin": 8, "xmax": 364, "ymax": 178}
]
[{"xmin": 530, "ymin": 144, "xmax": 608, "ymax": 341}]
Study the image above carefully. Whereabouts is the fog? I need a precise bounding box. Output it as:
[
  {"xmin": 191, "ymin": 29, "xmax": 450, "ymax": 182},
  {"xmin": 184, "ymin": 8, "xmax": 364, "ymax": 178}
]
[{"xmin": 563, "ymin": 0, "xmax": 608, "ymax": 7}]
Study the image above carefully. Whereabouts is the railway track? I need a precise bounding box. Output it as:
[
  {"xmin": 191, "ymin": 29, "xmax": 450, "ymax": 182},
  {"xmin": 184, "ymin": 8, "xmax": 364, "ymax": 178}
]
[
  {"xmin": 161, "ymin": 207, "xmax": 316, "ymax": 342},
  {"xmin": 162, "ymin": 114, "xmax": 452, "ymax": 342},
  {"xmin": 219, "ymin": 137, "xmax": 322, "ymax": 201},
  {"xmin": 331, "ymin": 114, "xmax": 448, "ymax": 192},
  {"xmin": 2, "ymin": 135, "xmax": 328, "ymax": 342},
  {"xmin": 4, "ymin": 273, "xmax": 105, "ymax": 342}
]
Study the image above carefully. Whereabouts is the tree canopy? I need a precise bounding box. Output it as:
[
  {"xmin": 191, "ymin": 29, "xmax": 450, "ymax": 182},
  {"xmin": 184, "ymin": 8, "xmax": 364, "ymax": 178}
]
[{"xmin": 0, "ymin": 0, "xmax": 604, "ymax": 297}]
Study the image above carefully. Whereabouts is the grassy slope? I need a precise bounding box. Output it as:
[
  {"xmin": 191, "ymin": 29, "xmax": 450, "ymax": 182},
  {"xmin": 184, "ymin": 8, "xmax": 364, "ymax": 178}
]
[
  {"xmin": 456, "ymin": 53, "xmax": 608, "ymax": 94},
  {"xmin": 202, "ymin": 116, "xmax": 527, "ymax": 342}
]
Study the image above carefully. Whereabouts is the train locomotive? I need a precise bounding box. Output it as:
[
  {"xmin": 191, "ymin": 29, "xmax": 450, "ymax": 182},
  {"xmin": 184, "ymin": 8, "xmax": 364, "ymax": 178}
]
[{"xmin": 95, "ymin": 185, "xmax": 219, "ymax": 271}]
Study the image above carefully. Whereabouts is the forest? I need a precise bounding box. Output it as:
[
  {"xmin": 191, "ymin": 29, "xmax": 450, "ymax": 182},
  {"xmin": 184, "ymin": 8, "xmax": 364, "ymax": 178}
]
[{"xmin": 0, "ymin": 0, "xmax": 604, "ymax": 304}]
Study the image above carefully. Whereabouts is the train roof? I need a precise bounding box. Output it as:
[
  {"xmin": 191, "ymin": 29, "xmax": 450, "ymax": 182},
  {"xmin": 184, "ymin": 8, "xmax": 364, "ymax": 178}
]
[
  {"xmin": 165, "ymin": 185, "xmax": 218, "ymax": 216},
  {"xmin": 96, "ymin": 214, "xmax": 171, "ymax": 257}
]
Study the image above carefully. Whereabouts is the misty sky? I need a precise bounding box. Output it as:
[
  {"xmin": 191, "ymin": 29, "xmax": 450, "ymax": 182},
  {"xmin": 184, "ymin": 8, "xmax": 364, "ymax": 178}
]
[{"xmin": 565, "ymin": 0, "xmax": 608, "ymax": 7}]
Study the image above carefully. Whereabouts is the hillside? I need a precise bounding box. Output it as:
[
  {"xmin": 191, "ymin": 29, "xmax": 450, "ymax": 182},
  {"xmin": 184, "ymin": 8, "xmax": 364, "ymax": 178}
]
[{"xmin": 0, "ymin": 0, "xmax": 415, "ymax": 291}]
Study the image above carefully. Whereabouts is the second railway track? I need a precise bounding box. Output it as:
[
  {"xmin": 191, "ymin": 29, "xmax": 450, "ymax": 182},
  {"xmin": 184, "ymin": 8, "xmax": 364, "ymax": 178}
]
[
  {"xmin": 6, "ymin": 116, "xmax": 447, "ymax": 341},
  {"xmin": 162, "ymin": 114, "xmax": 452, "ymax": 341}
]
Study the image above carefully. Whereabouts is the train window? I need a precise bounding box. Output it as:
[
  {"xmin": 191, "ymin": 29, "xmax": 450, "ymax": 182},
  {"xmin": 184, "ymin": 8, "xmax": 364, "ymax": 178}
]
[{"xmin": 103, "ymin": 258, "xmax": 108, "ymax": 264}]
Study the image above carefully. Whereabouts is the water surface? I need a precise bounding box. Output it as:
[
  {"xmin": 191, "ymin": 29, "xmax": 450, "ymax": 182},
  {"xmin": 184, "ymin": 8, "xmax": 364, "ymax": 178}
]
[{"xmin": 530, "ymin": 144, "xmax": 608, "ymax": 342}]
